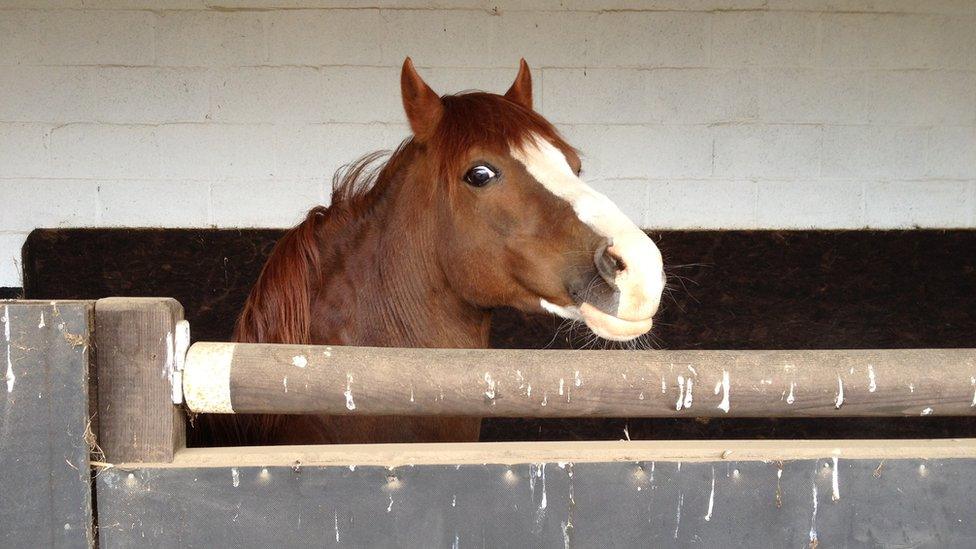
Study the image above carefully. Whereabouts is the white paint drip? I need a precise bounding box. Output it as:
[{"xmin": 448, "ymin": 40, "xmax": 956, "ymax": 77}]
[
  {"xmin": 529, "ymin": 465, "xmax": 537, "ymax": 499},
  {"xmin": 867, "ymin": 365, "xmax": 877, "ymax": 392},
  {"xmin": 344, "ymin": 373, "xmax": 356, "ymax": 410},
  {"xmin": 574, "ymin": 370, "xmax": 582, "ymax": 387},
  {"xmin": 231, "ymin": 468, "xmax": 240, "ymax": 487},
  {"xmin": 716, "ymin": 370, "xmax": 730, "ymax": 413},
  {"xmin": 831, "ymin": 456, "xmax": 840, "ymax": 501},
  {"xmin": 809, "ymin": 479, "xmax": 819, "ymax": 544},
  {"xmin": 661, "ymin": 377, "xmax": 667, "ymax": 394},
  {"xmin": 539, "ymin": 464, "xmax": 547, "ymax": 510},
  {"xmin": 165, "ymin": 330, "xmax": 174, "ymax": 381},
  {"xmin": 292, "ymin": 355, "xmax": 308, "ymax": 368},
  {"xmin": 704, "ymin": 466, "xmax": 715, "ymax": 521},
  {"xmin": 786, "ymin": 381, "xmax": 796, "ymax": 404},
  {"xmin": 4, "ymin": 306, "xmax": 13, "ymax": 393},
  {"xmin": 561, "ymin": 520, "xmax": 571, "ymax": 548},
  {"xmin": 673, "ymin": 493, "xmax": 683, "ymax": 539},
  {"xmin": 334, "ymin": 510, "xmax": 340, "ymax": 542},
  {"xmin": 909, "ymin": 383, "xmax": 915, "ymax": 393},
  {"xmin": 558, "ymin": 378, "xmax": 564, "ymax": 396},
  {"xmin": 38, "ymin": 312, "xmax": 45, "ymax": 329},
  {"xmin": 452, "ymin": 494, "xmax": 456, "ymax": 507},
  {"xmin": 528, "ymin": 464, "xmax": 548, "ymax": 525},
  {"xmin": 387, "ymin": 495, "xmax": 394, "ymax": 513},
  {"xmin": 541, "ymin": 392, "xmax": 547, "ymax": 406},
  {"xmin": 676, "ymin": 375, "xmax": 686, "ymax": 411},
  {"xmin": 921, "ymin": 407, "xmax": 934, "ymax": 415},
  {"xmin": 348, "ymin": 465, "xmax": 356, "ymax": 471},
  {"xmin": 484, "ymin": 373, "xmax": 496, "ymax": 400},
  {"xmin": 834, "ymin": 376, "xmax": 844, "ymax": 409},
  {"xmin": 971, "ymin": 376, "xmax": 976, "ymax": 407},
  {"xmin": 283, "ymin": 377, "xmax": 288, "ymax": 393},
  {"xmin": 623, "ymin": 424, "xmax": 631, "ymax": 441},
  {"xmin": 527, "ymin": 383, "xmax": 532, "ymax": 397},
  {"xmin": 684, "ymin": 378, "xmax": 693, "ymax": 409}
]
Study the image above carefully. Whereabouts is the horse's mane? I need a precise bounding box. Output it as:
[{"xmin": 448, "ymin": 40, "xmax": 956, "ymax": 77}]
[
  {"xmin": 232, "ymin": 92, "xmax": 571, "ymax": 346},
  {"xmin": 232, "ymin": 142, "xmax": 411, "ymax": 344}
]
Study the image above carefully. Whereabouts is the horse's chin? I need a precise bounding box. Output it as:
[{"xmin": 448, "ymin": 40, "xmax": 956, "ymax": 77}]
[
  {"xmin": 539, "ymin": 298, "xmax": 653, "ymax": 342},
  {"xmin": 578, "ymin": 302, "xmax": 653, "ymax": 342}
]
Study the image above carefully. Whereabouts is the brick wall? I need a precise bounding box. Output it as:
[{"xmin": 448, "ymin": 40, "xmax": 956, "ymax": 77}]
[{"xmin": 1, "ymin": 0, "xmax": 975, "ymax": 285}]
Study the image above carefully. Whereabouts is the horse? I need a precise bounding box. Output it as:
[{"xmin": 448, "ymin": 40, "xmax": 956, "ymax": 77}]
[{"xmin": 193, "ymin": 58, "xmax": 666, "ymax": 446}]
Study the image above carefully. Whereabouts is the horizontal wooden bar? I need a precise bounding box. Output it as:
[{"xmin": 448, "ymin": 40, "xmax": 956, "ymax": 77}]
[
  {"xmin": 183, "ymin": 343, "xmax": 976, "ymax": 418},
  {"xmin": 116, "ymin": 438, "xmax": 976, "ymax": 470}
]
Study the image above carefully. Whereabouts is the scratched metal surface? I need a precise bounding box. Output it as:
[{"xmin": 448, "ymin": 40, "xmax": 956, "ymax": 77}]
[
  {"xmin": 0, "ymin": 301, "xmax": 94, "ymax": 548},
  {"xmin": 96, "ymin": 458, "xmax": 976, "ymax": 548}
]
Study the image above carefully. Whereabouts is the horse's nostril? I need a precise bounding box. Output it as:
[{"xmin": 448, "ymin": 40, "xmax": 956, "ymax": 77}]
[
  {"xmin": 610, "ymin": 252, "xmax": 626, "ymax": 273},
  {"xmin": 594, "ymin": 240, "xmax": 623, "ymax": 287}
]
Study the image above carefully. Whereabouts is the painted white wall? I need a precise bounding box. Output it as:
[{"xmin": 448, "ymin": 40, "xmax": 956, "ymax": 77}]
[{"xmin": 1, "ymin": 0, "xmax": 975, "ymax": 286}]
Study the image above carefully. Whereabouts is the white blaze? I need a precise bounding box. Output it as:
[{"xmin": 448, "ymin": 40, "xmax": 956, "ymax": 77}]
[{"xmin": 514, "ymin": 136, "xmax": 665, "ymax": 340}]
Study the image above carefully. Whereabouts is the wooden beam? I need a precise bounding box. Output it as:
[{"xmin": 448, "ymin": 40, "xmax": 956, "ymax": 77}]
[
  {"xmin": 116, "ymin": 438, "xmax": 976, "ymax": 469},
  {"xmin": 183, "ymin": 343, "xmax": 976, "ymax": 418},
  {"xmin": 1, "ymin": 301, "xmax": 95, "ymax": 547},
  {"xmin": 95, "ymin": 298, "xmax": 186, "ymax": 463}
]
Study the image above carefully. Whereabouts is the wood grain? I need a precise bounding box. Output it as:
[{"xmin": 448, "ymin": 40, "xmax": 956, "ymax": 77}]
[
  {"xmin": 95, "ymin": 298, "xmax": 185, "ymax": 463},
  {"xmin": 184, "ymin": 343, "xmax": 976, "ymax": 418}
]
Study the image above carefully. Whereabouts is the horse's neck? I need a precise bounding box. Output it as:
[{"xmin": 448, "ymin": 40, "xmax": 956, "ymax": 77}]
[{"xmin": 310, "ymin": 181, "xmax": 490, "ymax": 349}]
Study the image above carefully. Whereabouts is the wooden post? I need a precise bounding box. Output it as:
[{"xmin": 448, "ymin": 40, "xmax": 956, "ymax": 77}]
[
  {"xmin": 1, "ymin": 301, "xmax": 95, "ymax": 547},
  {"xmin": 95, "ymin": 298, "xmax": 187, "ymax": 463},
  {"xmin": 184, "ymin": 343, "xmax": 976, "ymax": 418}
]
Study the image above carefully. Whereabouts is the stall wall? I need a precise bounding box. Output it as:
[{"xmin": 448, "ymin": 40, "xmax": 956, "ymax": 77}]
[{"xmin": 1, "ymin": 0, "xmax": 975, "ymax": 286}]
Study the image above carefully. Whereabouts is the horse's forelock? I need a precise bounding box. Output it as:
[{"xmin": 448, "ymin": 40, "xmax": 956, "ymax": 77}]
[{"xmin": 428, "ymin": 92, "xmax": 574, "ymax": 184}]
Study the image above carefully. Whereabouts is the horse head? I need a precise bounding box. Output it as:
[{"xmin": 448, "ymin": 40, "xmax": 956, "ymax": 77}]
[{"xmin": 401, "ymin": 58, "xmax": 665, "ymax": 342}]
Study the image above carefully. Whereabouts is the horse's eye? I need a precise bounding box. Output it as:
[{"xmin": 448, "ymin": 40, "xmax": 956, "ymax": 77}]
[{"xmin": 463, "ymin": 165, "xmax": 497, "ymax": 187}]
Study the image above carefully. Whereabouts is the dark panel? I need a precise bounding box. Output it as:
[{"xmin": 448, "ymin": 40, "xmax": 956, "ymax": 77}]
[
  {"xmin": 23, "ymin": 228, "xmax": 280, "ymax": 343},
  {"xmin": 0, "ymin": 301, "xmax": 94, "ymax": 548},
  {"xmin": 22, "ymin": 228, "xmax": 976, "ymax": 443},
  {"xmin": 484, "ymin": 416, "xmax": 976, "ymax": 442},
  {"xmin": 22, "ymin": 229, "xmax": 976, "ymax": 350},
  {"xmin": 96, "ymin": 458, "xmax": 976, "ymax": 548},
  {"xmin": 494, "ymin": 230, "xmax": 976, "ymax": 351},
  {"xmin": 0, "ymin": 287, "xmax": 22, "ymax": 299}
]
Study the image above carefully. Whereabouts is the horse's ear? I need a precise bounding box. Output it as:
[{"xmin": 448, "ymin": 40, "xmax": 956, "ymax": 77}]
[
  {"xmin": 503, "ymin": 58, "xmax": 532, "ymax": 110},
  {"xmin": 401, "ymin": 57, "xmax": 443, "ymax": 141}
]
